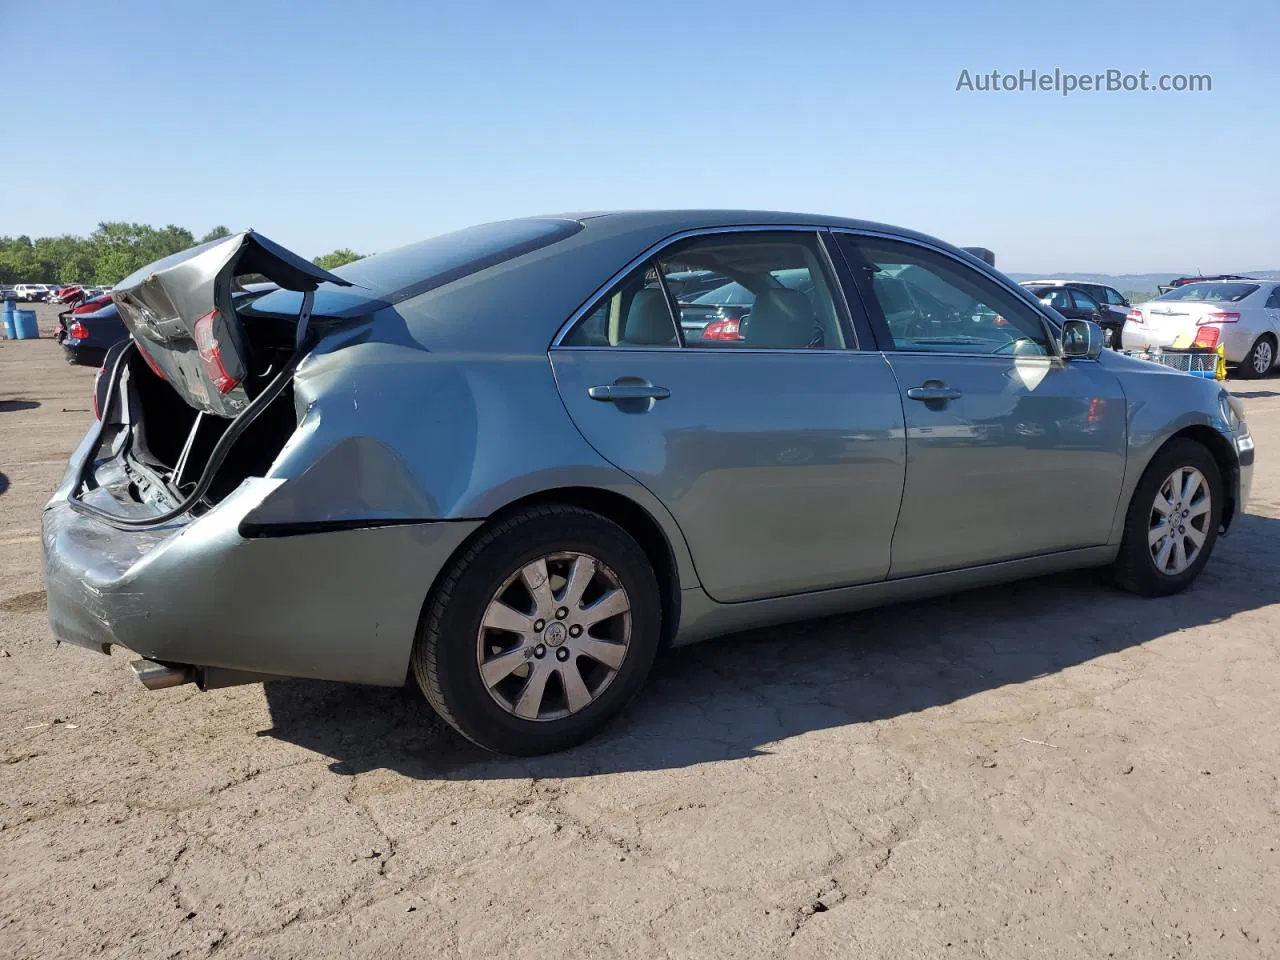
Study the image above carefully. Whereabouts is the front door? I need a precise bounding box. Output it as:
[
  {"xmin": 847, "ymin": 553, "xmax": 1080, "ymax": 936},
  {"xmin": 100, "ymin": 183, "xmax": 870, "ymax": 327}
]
[
  {"xmin": 551, "ymin": 230, "xmax": 907, "ymax": 603},
  {"xmin": 834, "ymin": 233, "xmax": 1128, "ymax": 578}
]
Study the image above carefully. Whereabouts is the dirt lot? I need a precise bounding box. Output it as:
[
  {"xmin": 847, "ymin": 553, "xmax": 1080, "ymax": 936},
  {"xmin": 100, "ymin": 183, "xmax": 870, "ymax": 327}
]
[{"xmin": 2, "ymin": 303, "xmax": 1279, "ymax": 959}]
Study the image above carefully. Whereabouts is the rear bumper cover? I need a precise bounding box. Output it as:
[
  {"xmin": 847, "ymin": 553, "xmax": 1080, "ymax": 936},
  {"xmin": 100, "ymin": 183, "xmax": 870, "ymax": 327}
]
[{"xmin": 42, "ymin": 478, "xmax": 480, "ymax": 686}]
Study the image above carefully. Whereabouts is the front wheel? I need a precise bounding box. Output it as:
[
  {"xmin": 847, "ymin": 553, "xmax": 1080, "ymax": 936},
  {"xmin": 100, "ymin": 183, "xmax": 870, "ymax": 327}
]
[
  {"xmin": 1113, "ymin": 439, "xmax": 1223, "ymax": 596},
  {"xmin": 412, "ymin": 505, "xmax": 662, "ymax": 755}
]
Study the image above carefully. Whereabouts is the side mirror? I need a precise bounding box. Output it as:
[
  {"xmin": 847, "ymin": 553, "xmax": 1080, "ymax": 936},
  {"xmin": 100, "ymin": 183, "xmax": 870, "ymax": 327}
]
[{"xmin": 1062, "ymin": 319, "xmax": 1104, "ymax": 359}]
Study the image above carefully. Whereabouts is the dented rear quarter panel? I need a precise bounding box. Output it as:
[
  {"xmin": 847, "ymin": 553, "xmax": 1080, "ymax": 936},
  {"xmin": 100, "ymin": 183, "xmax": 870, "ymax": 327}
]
[{"xmin": 244, "ymin": 311, "xmax": 701, "ymax": 591}]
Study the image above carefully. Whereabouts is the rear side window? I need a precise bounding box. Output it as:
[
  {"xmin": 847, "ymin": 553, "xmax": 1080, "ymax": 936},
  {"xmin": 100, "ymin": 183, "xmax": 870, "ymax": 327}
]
[
  {"xmin": 561, "ymin": 231, "xmax": 849, "ymax": 350},
  {"xmin": 331, "ymin": 218, "xmax": 583, "ymax": 304},
  {"xmin": 561, "ymin": 262, "xmax": 679, "ymax": 347},
  {"xmin": 1266, "ymin": 286, "xmax": 1280, "ymax": 310},
  {"xmin": 657, "ymin": 233, "xmax": 847, "ymax": 349}
]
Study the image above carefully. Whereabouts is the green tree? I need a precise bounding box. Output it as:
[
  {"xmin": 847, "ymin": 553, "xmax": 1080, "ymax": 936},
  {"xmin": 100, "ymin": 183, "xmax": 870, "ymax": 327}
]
[
  {"xmin": 201, "ymin": 225, "xmax": 233, "ymax": 243},
  {"xmin": 312, "ymin": 248, "xmax": 364, "ymax": 270},
  {"xmin": 0, "ymin": 236, "xmax": 39, "ymax": 284},
  {"xmin": 90, "ymin": 222, "xmax": 196, "ymax": 284}
]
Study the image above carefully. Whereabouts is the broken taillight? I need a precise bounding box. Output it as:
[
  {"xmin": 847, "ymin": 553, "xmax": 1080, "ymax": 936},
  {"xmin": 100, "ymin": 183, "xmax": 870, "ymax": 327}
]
[
  {"xmin": 192, "ymin": 309, "xmax": 241, "ymax": 395},
  {"xmin": 68, "ymin": 321, "xmax": 89, "ymax": 341}
]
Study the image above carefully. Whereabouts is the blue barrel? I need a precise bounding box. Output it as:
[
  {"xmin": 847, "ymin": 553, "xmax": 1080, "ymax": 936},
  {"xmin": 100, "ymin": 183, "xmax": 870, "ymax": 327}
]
[
  {"xmin": 1, "ymin": 299, "xmax": 15, "ymax": 340},
  {"xmin": 14, "ymin": 309, "xmax": 39, "ymax": 340}
]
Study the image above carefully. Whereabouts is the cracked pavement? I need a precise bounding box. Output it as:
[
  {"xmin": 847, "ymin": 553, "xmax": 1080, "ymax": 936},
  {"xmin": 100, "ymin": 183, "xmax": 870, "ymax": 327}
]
[{"xmin": 3, "ymin": 305, "xmax": 1279, "ymax": 958}]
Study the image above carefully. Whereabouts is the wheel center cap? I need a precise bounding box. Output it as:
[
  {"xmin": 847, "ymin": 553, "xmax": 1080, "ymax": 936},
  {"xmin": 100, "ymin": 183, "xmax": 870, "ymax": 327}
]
[{"xmin": 544, "ymin": 622, "xmax": 567, "ymax": 647}]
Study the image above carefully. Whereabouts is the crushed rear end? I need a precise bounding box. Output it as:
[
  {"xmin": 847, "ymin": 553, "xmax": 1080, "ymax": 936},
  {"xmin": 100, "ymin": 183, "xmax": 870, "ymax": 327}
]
[{"xmin": 41, "ymin": 231, "xmax": 479, "ymax": 690}]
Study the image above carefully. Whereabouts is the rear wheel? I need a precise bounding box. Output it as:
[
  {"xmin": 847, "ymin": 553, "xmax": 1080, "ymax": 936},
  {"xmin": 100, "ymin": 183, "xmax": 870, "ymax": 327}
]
[
  {"xmin": 412, "ymin": 505, "xmax": 662, "ymax": 755},
  {"xmin": 1237, "ymin": 334, "xmax": 1275, "ymax": 379},
  {"xmin": 1113, "ymin": 439, "xmax": 1222, "ymax": 596}
]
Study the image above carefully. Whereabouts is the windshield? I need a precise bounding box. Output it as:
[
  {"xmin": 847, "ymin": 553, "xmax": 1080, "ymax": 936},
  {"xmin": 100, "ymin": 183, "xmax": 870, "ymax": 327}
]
[{"xmin": 1158, "ymin": 282, "xmax": 1258, "ymax": 303}]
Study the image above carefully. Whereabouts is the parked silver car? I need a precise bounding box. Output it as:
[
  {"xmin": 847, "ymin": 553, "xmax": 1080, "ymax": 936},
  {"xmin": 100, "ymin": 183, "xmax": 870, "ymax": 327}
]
[
  {"xmin": 1124, "ymin": 280, "xmax": 1280, "ymax": 378},
  {"xmin": 42, "ymin": 214, "xmax": 1255, "ymax": 755}
]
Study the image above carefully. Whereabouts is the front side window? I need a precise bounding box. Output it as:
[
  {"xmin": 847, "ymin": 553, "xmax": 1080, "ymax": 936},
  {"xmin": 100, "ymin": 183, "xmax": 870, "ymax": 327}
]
[
  {"xmin": 657, "ymin": 233, "xmax": 848, "ymax": 349},
  {"xmin": 839, "ymin": 235, "xmax": 1053, "ymax": 356},
  {"xmin": 1104, "ymin": 287, "xmax": 1128, "ymax": 306}
]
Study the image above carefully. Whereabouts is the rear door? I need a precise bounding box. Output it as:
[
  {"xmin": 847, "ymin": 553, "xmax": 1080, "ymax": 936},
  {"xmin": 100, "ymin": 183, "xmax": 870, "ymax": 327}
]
[
  {"xmin": 834, "ymin": 232, "xmax": 1128, "ymax": 578},
  {"xmin": 1265, "ymin": 285, "xmax": 1280, "ymax": 332},
  {"xmin": 550, "ymin": 229, "xmax": 907, "ymax": 603}
]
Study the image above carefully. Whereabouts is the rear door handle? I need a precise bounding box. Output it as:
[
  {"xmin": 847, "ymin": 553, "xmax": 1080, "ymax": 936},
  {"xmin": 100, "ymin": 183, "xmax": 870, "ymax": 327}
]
[
  {"xmin": 906, "ymin": 384, "xmax": 963, "ymax": 402},
  {"xmin": 588, "ymin": 383, "xmax": 671, "ymax": 402}
]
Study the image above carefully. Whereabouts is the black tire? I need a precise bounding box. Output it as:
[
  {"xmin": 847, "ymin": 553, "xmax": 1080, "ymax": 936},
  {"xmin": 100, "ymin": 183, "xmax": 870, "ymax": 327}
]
[
  {"xmin": 412, "ymin": 504, "xmax": 662, "ymax": 755},
  {"xmin": 1236, "ymin": 334, "xmax": 1275, "ymax": 380},
  {"xmin": 1112, "ymin": 438, "xmax": 1223, "ymax": 597}
]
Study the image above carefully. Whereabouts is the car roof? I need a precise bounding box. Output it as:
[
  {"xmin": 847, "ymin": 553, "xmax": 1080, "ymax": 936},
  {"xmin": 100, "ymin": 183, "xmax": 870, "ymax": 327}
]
[
  {"xmin": 545, "ymin": 208, "xmax": 945, "ymax": 240},
  {"xmin": 302, "ymin": 211, "xmax": 1004, "ymax": 356},
  {"xmin": 1020, "ymin": 279, "xmax": 1108, "ymax": 286}
]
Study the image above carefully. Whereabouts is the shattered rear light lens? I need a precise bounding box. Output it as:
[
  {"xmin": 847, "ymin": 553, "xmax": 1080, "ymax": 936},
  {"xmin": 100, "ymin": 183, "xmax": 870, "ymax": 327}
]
[
  {"xmin": 68, "ymin": 321, "xmax": 89, "ymax": 340},
  {"xmin": 193, "ymin": 309, "xmax": 241, "ymax": 395}
]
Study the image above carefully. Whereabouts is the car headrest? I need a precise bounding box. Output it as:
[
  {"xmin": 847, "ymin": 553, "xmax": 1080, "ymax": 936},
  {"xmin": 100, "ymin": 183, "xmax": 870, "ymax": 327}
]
[
  {"xmin": 745, "ymin": 288, "xmax": 815, "ymax": 348},
  {"xmin": 622, "ymin": 289, "xmax": 677, "ymax": 345}
]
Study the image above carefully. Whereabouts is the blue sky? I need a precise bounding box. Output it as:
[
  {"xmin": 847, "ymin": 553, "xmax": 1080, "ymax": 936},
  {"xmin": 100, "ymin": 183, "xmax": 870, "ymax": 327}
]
[{"xmin": 4, "ymin": 0, "xmax": 1277, "ymax": 273}]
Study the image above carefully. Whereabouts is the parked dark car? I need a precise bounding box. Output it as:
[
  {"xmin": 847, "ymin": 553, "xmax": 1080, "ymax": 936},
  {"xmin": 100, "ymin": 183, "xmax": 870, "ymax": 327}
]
[
  {"xmin": 1026, "ymin": 284, "xmax": 1121, "ymax": 347},
  {"xmin": 59, "ymin": 300, "xmax": 129, "ymax": 366}
]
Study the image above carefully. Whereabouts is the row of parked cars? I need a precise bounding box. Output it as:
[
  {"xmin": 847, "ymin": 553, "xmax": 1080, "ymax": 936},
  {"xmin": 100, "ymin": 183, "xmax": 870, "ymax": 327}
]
[
  {"xmin": 1017, "ymin": 276, "xmax": 1280, "ymax": 379},
  {"xmin": 4, "ymin": 283, "xmax": 113, "ymax": 303}
]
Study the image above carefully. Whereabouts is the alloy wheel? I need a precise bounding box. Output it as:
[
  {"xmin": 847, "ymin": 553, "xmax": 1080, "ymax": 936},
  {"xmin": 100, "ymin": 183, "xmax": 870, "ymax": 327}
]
[
  {"xmin": 1148, "ymin": 466, "xmax": 1212, "ymax": 576},
  {"xmin": 476, "ymin": 552, "xmax": 631, "ymax": 721},
  {"xmin": 1252, "ymin": 340, "xmax": 1273, "ymax": 375}
]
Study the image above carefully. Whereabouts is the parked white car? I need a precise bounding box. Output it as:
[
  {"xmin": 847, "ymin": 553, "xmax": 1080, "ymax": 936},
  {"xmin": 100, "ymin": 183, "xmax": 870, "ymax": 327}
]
[
  {"xmin": 1123, "ymin": 280, "xmax": 1280, "ymax": 378},
  {"xmin": 13, "ymin": 283, "xmax": 52, "ymax": 302}
]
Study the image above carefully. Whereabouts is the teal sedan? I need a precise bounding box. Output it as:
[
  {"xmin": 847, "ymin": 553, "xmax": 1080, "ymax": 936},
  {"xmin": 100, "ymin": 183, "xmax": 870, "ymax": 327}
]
[{"xmin": 43, "ymin": 213, "xmax": 1254, "ymax": 755}]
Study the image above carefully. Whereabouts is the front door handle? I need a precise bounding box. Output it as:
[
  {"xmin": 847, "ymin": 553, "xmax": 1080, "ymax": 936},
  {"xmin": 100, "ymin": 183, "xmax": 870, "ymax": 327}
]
[
  {"xmin": 906, "ymin": 383, "xmax": 963, "ymax": 402},
  {"xmin": 588, "ymin": 383, "xmax": 671, "ymax": 402}
]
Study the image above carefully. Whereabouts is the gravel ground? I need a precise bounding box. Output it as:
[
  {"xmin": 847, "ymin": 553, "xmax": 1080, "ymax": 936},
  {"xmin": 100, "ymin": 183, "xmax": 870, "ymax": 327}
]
[{"xmin": 2, "ymin": 303, "xmax": 1279, "ymax": 959}]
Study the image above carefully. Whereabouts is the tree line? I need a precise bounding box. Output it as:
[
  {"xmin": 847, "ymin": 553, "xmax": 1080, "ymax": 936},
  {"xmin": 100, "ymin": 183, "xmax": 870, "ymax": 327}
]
[{"xmin": 0, "ymin": 223, "xmax": 363, "ymax": 285}]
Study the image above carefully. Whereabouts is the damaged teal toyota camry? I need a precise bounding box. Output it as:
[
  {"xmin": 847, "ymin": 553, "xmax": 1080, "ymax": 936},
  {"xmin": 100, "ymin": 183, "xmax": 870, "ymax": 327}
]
[{"xmin": 42, "ymin": 213, "xmax": 1254, "ymax": 755}]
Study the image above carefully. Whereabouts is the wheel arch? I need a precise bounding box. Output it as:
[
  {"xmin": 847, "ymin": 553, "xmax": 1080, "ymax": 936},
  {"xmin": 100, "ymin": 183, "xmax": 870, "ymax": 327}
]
[
  {"xmin": 1154, "ymin": 425, "xmax": 1240, "ymax": 532},
  {"xmin": 421, "ymin": 487, "xmax": 687, "ymax": 652}
]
